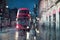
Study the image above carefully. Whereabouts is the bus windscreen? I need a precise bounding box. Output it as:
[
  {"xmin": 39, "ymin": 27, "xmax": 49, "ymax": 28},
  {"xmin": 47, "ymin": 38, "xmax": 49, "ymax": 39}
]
[
  {"xmin": 17, "ymin": 18, "xmax": 29, "ymax": 25},
  {"xmin": 19, "ymin": 10, "xmax": 29, "ymax": 13}
]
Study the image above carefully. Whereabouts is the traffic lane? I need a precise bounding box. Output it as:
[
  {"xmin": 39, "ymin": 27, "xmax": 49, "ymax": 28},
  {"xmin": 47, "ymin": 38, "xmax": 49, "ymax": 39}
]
[
  {"xmin": 0, "ymin": 28, "xmax": 26, "ymax": 40},
  {"xmin": 0, "ymin": 32, "xmax": 9, "ymax": 40},
  {"xmin": 0, "ymin": 28, "xmax": 16, "ymax": 40}
]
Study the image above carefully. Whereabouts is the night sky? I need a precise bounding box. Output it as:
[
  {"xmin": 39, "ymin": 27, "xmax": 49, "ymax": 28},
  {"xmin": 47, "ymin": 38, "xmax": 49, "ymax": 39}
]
[{"xmin": 7, "ymin": 0, "xmax": 38, "ymax": 11}]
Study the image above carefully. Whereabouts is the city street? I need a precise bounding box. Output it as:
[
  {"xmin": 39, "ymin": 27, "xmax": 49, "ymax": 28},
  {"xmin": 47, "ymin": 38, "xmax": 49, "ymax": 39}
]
[
  {"xmin": 0, "ymin": 0, "xmax": 39, "ymax": 40},
  {"xmin": 0, "ymin": 0, "xmax": 60, "ymax": 40},
  {"xmin": 0, "ymin": 28, "xmax": 40, "ymax": 40},
  {"xmin": 0, "ymin": 28, "xmax": 27, "ymax": 40}
]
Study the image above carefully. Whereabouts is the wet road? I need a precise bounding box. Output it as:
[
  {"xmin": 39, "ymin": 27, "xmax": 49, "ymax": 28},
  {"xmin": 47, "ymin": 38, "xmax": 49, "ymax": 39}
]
[
  {"xmin": 0, "ymin": 28, "xmax": 40, "ymax": 40},
  {"xmin": 0, "ymin": 28, "xmax": 27, "ymax": 40}
]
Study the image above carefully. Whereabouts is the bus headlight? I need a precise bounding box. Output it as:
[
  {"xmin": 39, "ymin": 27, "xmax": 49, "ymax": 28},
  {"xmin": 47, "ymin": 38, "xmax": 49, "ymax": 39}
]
[
  {"xmin": 16, "ymin": 25, "xmax": 19, "ymax": 29},
  {"xmin": 27, "ymin": 26, "xmax": 29, "ymax": 29}
]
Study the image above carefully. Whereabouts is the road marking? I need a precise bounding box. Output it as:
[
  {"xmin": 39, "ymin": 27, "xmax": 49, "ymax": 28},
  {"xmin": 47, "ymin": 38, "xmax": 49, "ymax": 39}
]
[
  {"xmin": 15, "ymin": 31, "xmax": 19, "ymax": 40},
  {"xmin": 26, "ymin": 32, "xmax": 29, "ymax": 39}
]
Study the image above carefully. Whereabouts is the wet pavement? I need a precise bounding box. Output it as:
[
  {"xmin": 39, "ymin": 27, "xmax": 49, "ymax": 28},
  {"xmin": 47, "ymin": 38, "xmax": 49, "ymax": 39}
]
[
  {"xmin": 0, "ymin": 28, "xmax": 27, "ymax": 40},
  {"xmin": 0, "ymin": 28, "xmax": 40, "ymax": 40}
]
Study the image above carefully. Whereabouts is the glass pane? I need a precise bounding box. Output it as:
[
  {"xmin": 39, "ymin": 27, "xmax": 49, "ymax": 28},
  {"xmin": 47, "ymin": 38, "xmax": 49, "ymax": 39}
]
[
  {"xmin": 17, "ymin": 18, "xmax": 29, "ymax": 25},
  {"xmin": 59, "ymin": 12, "xmax": 60, "ymax": 40},
  {"xmin": 49, "ymin": 16, "xmax": 51, "ymax": 40},
  {"xmin": 19, "ymin": 10, "xmax": 29, "ymax": 13},
  {"xmin": 53, "ymin": 14, "xmax": 56, "ymax": 40}
]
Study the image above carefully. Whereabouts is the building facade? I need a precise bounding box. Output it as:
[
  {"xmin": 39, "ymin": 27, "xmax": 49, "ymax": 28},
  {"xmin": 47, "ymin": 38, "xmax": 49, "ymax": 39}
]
[
  {"xmin": 39, "ymin": 0, "xmax": 60, "ymax": 40},
  {"xmin": 0, "ymin": 0, "xmax": 10, "ymax": 28},
  {"xmin": 9, "ymin": 8, "xmax": 17, "ymax": 27}
]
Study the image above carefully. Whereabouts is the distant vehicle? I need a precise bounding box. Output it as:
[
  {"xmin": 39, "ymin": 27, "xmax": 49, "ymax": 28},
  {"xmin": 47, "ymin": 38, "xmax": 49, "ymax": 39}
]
[{"xmin": 16, "ymin": 8, "xmax": 30, "ymax": 31}]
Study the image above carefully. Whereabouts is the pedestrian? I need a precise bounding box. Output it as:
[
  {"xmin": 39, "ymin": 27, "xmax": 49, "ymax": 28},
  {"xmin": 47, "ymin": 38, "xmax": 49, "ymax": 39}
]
[
  {"xmin": 29, "ymin": 25, "xmax": 36, "ymax": 40},
  {"xmin": 18, "ymin": 30, "xmax": 26, "ymax": 40}
]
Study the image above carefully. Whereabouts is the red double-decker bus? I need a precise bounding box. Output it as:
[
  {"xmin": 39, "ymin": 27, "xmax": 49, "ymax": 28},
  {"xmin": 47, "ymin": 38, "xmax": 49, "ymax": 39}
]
[{"xmin": 16, "ymin": 8, "xmax": 30, "ymax": 31}]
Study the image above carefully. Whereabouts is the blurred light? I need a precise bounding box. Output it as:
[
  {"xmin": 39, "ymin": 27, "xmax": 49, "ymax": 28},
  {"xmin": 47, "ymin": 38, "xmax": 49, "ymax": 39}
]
[
  {"xmin": 36, "ymin": 29, "xmax": 39, "ymax": 33},
  {"xmin": 15, "ymin": 31, "xmax": 19, "ymax": 40},
  {"xmin": 16, "ymin": 25, "xmax": 19, "ymax": 29},
  {"xmin": 27, "ymin": 32, "xmax": 29, "ymax": 39},
  {"xmin": 29, "ymin": 18, "xmax": 31, "ymax": 21},
  {"xmin": 33, "ymin": 19, "xmax": 35, "ymax": 23},
  {"xmin": 1, "ymin": 9, "xmax": 3, "ymax": 11},
  {"xmin": 34, "ymin": 36, "xmax": 36, "ymax": 40},
  {"xmin": 36, "ymin": 17, "xmax": 40, "ymax": 20},
  {"xmin": 16, "ymin": 18, "xmax": 18, "ymax": 21},
  {"xmin": 27, "ymin": 26, "xmax": 29, "ymax": 29},
  {"xmin": 6, "ymin": 6, "xmax": 8, "ymax": 8},
  {"xmin": 28, "ymin": 14, "xmax": 30, "ymax": 18},
  {"xmin": 34, "ymin": 4, "xmax": 36, "ymax": 8},
  {"xmin": 29, "ymin": 12, "xmax": 31, "ymax": 14}
]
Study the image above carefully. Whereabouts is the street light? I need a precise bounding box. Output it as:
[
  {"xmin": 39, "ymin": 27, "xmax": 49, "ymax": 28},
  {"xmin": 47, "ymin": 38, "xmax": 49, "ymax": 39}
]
[{"xmin": 6, "ymin": 6, "xmax": 8, "ymax": 8}]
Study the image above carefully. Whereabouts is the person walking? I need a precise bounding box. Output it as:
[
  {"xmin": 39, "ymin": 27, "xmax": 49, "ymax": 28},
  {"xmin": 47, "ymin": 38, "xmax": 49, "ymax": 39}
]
[{"xmin": 29, "ymin": 25, "xmax": 36, "ymax": 40}]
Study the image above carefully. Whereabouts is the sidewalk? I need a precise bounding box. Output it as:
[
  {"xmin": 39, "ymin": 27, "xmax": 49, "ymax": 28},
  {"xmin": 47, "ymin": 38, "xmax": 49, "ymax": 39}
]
[{"xmin": 0, "ymin": 27, "xmax": 11, "ymax": 33}]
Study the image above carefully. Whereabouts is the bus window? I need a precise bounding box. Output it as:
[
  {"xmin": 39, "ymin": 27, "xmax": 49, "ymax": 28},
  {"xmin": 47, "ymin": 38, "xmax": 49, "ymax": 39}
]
[
  {"xmin": 19, "ymin": 10, "xmax": 29, "ymax": 13},
  {"xmin": 17, "ymin": 18, "xmax": 29, "ymax": 25}
]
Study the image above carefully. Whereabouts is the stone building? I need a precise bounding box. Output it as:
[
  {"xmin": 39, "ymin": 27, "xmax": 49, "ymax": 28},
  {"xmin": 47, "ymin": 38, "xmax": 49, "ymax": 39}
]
[
  {"xmin": 38, "ymin": 0, "xmax": 60, "ymax": 40},
  {"xmin": 0, "ymin": 0, "xmax": 10, "ymax": 28}
]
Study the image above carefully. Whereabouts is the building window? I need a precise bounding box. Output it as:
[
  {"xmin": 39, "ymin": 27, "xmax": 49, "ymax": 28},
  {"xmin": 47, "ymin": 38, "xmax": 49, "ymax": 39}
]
[
  {"xmin": 49, "ymin": 16, "xmax": 51, "ymax": 40},
  {"xmin": 59, "ymin": 11, "xmax": 60, "ymax": 28},
  {"xmin": 53, "ymin": 14, "xmax": 56, "ymax": 40},
  {"xmin": 59, "ymin": 11, "xmax": 60, "ymax": 40}
]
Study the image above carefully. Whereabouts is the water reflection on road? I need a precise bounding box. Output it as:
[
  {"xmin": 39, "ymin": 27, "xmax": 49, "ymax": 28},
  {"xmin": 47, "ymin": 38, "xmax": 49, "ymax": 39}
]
[
  {"xmin": 15, "ymin": 31, "xmax": 19, "ymax": 40},
  {"xmin": 0, "ymin": 29, "xmax": 26, "ymax": 40}
]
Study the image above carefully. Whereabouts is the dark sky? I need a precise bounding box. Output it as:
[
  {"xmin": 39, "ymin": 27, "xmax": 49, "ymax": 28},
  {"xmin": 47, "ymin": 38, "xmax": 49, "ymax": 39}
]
[{"xmin": 7, "ymin": 0, "xmax": 38, "ymax": 11}]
